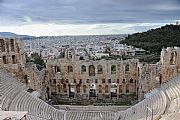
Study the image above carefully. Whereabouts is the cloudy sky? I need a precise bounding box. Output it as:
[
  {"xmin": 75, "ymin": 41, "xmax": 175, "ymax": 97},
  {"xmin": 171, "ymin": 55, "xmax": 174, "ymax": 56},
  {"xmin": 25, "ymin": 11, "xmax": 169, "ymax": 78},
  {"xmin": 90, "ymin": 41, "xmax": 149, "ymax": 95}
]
[{"xmin": 0, "ymin": 0, "xmax": 179, "ymax": 36}]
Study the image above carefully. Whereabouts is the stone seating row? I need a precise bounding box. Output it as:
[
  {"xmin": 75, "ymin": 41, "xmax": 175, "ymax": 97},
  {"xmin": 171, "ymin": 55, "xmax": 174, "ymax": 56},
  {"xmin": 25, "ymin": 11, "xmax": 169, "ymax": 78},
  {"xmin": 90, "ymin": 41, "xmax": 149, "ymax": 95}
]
[{"xmin": 1, "ymin": 68, "xmax": 65, "ymax": 120}]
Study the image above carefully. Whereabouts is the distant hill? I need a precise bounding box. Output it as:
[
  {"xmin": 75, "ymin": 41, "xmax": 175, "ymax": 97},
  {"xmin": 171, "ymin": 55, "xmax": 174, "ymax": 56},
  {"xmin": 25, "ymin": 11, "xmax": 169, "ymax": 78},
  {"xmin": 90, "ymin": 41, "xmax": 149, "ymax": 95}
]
[
  {"xmin": 0, "ymin": 32, "xmax": 127, "ymax": 41},
  {"xmin": 0, "ymin": 32, "xmax": 19, "ymax": 37},
  {"xmin": 120, "ymin": 24, "xmax": 180, "ymax": 54},
  {"xmin": 0, "ymin": 32, "xmax": 34, "ymax": 39}
]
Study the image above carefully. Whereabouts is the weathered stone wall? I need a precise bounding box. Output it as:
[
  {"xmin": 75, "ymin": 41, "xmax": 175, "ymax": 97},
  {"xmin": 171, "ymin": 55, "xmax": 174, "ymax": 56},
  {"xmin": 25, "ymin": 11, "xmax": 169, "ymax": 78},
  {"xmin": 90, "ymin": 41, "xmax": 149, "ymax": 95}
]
[
  {"xmin": 160, "ymin": 47, "xmax": 180, "ymax": 82},
  {"xmin": 47, "ymin": 47, "xmax": 180, "ymax": 100},
  {"xmin": 0, "ymin": 37, "xmax": 47, "ymax": 93},
  {"xmin": 0, "ymin": 38, "xmax": 26, "ymax": 83},
  {"xmin": 47, "ymin": 49, "xmax": 139, "ymax": 99},
  {"xmin": 138, "ymin": 47, "xmax": 180, "ymax": 100},
  {"xmin": 1, "ymin": 38, "xmax": 180, "ymax": 101}
]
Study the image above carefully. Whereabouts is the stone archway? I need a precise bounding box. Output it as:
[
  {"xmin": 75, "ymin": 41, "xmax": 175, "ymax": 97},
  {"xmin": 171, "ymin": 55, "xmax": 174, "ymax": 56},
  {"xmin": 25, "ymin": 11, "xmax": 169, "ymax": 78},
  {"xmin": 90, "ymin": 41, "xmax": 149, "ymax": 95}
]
[
  {"xmin": 119, "ymin": 85, "xmax": 122, "ymax": 93},
  {"xmin": 105, "ymin": 85, "xmax": 109, "ymax": 93},
  {"xmin": 89, "ymin": 83, "xmax": 96, "ymax": 97},
  {"xmin": 81, "ymin": 65, "xmax": 86, "ymax": 73},
  {"xmin": 97, "ymin": 65, "xmax": 103, "ymax": 74},
  {"xmin": 89, "ymin": 65, "xmax": 95, "ymax": 76},
  {"xmin": 46, "ymin": 87, "xmax": 50, "ymax": 99},
  {"xmin": 111, "ymin": 83, "xmax": 117, "ymax": 97},
  {"xmin": 12, "ymin": 55, "xmax": 16, "ymax": 64}
]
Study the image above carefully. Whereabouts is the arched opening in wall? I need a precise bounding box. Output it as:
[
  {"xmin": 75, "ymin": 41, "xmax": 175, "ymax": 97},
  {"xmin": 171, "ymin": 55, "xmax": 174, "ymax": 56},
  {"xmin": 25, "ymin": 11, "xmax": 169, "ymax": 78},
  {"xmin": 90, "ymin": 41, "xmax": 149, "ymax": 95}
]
[
  {"xmin": 61, "ymin": 79, "xmax": 65, "ymax": 84},
  {"xmin": 46, "ymin": 87, "xmax": 50, "ymax": 99},
  {"xmin": 79, "ymin": 56, "xmax": 84, "ymax": 60},
  {"xmin": 119, "ymin": 85, "xmax": 122, "ymax": 93},
  {"xmin": 138, "ymin": 67, "xmax": 140, "ymax": 76},
  {"xmin": 102, "ymin": 79, "xmax": 105, "ymax": 83},
  {"xmin": 3, "ymin": 56, "xmax": 7, "ymax": 64},
  {"xmin": 105, "ymin": 85, "xmax": 109, "ymax": 93},
  {"xmin": 12, "ymin": 55, "xmax": 16, "ymax": 64},
  {"xmin": 50, "ymin": 79, "xmax": 52, "ymax": 85},
  {"xmin": 122, "ymin": 79, "xmax": 125, "ymax": 83},
  {"xmin": 111, "ymin": 83, "xmax": 117, "ymax": 97},
  {"xmin": 99, "ymin": 85, "xmax": 102, "ymax": 93},
  {"xmin": 0, "ymin": 39, "xmax": 5, "ymax": 52},
  {"xmin": 69, "ymin": 85, "xmax": 75, "ymax": 98},
  {"xmin": 95, "ymin": 79, "xmax": 98, "ymax": 83},
  {"xmin": 68, "ymin": 65, "xmax": 73, "ymax": 73},
  {"xmin": 89, "ymin": 83, "xmax": 96, "ymax": 97},
  {"xmin": 63, "ymin": 84, "xmax": 67, "ymax": 92},
  {"xmin": 53, "ymin": 79, "xmax": 56, "ymax": 84},
  {"xmin": 16, "ymin": 43, "xmax": 20, "ymax": 53},
  {"xmin": 81, "ymin": 65, "xmax": 86, "ymax": 74},
  {"xmin": 83, "ymin": 85, "xmax": 86, "ymax": 93},
  {"xmin": 57, "ymin": 66, "xmax": 60, "ymax": 72},
  {"xmin": 111, "ymin": 65, "xmax": 116, "ymax": 74},
  {"xmin": 76, "ymin": 85, "xmax": 81, "ymax": 93},
  {"xmin": 57, "ymin": 85, "xmax": 61, "ymax": 93},
  {"xmin": 61, "ymin": 85, "xmax": 63, "ymax": 93},
  {"xmin": 54, "ymin": 66, "xmax": 57, "ymax": 72},
  {"xmin": 68, "ymin": 51, "xmax": 72, "ymax": 59},
  {"xmin": 97, "ymin": 65, "xmax": 103, "ymax": 74},
  {"xmin": 170, "ymin": 52, "xmax": 174, "ymax": 65},
  {"xmin": 79, "ymin": 79, "xmax": 82, "ymax": 84},
  {"xmin": 126, "ymin": 84, "xmax": 130, "ymax": 93},
  {"xmin": 159, "ymin": 73, "xmax": 162, "ymax": 84},
  {"xmin": 89, "ymin": 65, "xmax": 95, "ymax": 76},
  {"xmin": 117, "ymin": 79, "xmax": 119, "ymax": 83},
  {"xmin": 174, "ymin": 52, "xmax": 177, "ymax": 64},
  {"xmin": 130, "ymin": 78, "xmax": 133, "ymax": 83},
  {"xmin": 24, "ymin": 75, "xmax": 28, "ymax": 84},
  {"xmin": 108, "ymin": 79, "xmax": 111, "ymax": 83},
  {"xmin": 10, "ymin": 39, "xmax": 15, "ymax": 51},
  {"xmin": 66, "ymin": 79, "xmax": 69, "ymax": 83},
  {"xmin": 137, "ymin": 87, "xmax": 139, "ymax": 99},
  {"xmin": 74, "ymin": 79, "xmax": 76, "ymax": 83},
  {"xmin": 125, "ymin": 64, "xmax": 130, "ymax": 74},
  {"xmin": 59, "ymin": 51, "xmax": 65, "ymax": 58},
  {"xmin": 6, "ymin": 41, "xmax": 9, "ymax": 53}
]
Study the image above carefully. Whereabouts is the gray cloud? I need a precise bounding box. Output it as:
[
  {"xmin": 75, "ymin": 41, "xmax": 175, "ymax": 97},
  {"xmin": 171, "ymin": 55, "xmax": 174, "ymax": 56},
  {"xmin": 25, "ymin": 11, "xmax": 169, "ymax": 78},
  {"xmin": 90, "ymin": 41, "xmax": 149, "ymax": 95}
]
[
  {"xmin": 129, "ymin": 25, "xmax": 162, "ymax": 32},
  {"xmin": 0, "ymin": 0, "xmax": 179, "ymax": 25}
]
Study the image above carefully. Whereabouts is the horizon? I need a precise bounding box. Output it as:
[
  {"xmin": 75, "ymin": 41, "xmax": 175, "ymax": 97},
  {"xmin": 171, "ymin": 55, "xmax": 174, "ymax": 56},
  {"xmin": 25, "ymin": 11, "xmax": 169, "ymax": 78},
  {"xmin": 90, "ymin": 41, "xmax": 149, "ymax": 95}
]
[
  {"xmin": 0, "ymin": 0, "xmax": 179, "ymax": 36},
  {"xmin": 0, "ymin": 23, "xmax": 177, "ymax": 37}
]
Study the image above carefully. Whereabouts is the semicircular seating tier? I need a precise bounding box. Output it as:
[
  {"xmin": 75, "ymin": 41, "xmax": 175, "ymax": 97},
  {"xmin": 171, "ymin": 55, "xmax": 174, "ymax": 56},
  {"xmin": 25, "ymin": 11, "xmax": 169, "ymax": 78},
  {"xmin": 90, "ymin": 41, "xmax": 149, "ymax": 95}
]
[
  {"xmin": 2, "ymin": 65, "xmax": 180, "ymax": 120},
  {"xmin": 0, "ymin": 67, "xmax": 65, "ymax": 120},
  {"xmin": 116, "ymin": 75, "xmax": 180, "ymax": 120}
]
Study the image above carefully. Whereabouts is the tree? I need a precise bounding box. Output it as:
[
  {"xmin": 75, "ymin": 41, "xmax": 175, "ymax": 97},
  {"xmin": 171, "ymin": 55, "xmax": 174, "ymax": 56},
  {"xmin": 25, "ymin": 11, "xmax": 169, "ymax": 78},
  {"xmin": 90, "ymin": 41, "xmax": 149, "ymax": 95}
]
[{"xmin": 27, "ymin": 52, "xmax": 46, "ymax": 71}]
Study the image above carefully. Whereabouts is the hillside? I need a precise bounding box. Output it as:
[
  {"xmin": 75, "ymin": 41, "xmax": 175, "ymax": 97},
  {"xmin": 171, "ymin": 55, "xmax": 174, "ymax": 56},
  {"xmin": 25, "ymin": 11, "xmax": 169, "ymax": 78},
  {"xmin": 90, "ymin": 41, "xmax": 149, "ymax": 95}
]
[
  {"xmin": 0, "ymin": 32, "xmax": 20, "ymax": 37},
  {"xmin": 0, "ymin": 32, "xmax": 34, "ymax": 39},
  {"xmin": 120, "ymin": 24, "xmax": 180, "ymax": 54}
]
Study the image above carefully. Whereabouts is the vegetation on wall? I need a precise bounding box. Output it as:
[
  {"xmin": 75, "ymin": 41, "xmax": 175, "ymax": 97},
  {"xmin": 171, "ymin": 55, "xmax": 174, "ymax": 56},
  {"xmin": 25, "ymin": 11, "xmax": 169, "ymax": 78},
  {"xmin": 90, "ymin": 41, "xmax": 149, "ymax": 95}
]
[{"xmin": 26, "ymin": 52, "xmax": 46, "ymax": 71}]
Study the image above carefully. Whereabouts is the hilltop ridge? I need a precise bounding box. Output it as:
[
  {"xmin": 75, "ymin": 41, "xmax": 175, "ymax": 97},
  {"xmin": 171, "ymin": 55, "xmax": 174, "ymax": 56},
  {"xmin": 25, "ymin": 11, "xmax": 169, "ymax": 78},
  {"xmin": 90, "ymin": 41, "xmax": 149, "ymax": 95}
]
[{"xmin": 120, "ymin": 24, "xmax": 180, "ymax": 54}]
